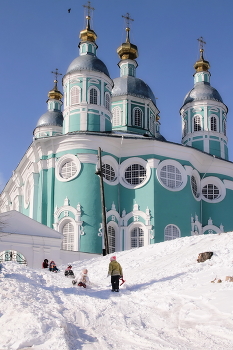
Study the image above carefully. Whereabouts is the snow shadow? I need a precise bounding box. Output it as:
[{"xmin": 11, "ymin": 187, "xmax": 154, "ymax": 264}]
[{"xmin": 122, "ymin": 272, "xmax": 186, "ymax": 292}]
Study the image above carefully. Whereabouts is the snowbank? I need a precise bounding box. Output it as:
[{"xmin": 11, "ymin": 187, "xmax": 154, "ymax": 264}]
[{"xmin": 1, "ymin": 232, "xmax": 233, "ymax": 350}]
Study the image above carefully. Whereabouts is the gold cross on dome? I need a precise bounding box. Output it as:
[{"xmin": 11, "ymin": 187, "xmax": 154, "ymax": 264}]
[
  {"xmin": 51, "ymin": 68, "xmax": 62, "ymax": 81},
  {"xmin": 83, "ymin": 1, "xmax": 95, "ymax": 17},
  {"xmin": 122, "ymin": 12, "xmax": 134, "ymax": 28},
  {"xmin": 197, "ymin": 36, "xmax": 206, "ymax": 51}
]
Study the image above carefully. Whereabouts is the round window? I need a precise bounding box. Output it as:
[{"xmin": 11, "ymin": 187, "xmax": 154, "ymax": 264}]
[
  {"xmin": 60, "ymin": 161, "xmax": 77, "ymax": 179},
  {"xmin": 125, "ymin": 164, "xmax": 146, "ymax": 185},
  {"xmin": 102, "ymin": 163, "xmax": 116, "ymax": 182},
  {"xmin": 55, "ymin": 154, "xmax": 81, "ymax": 182},
  {"xmin": 191, "ymin": 175, "xmax": 200, "ymax": 198},
  {"xmin": 160, "ymin": 164, "xmax": 182, "ymax": 189},
  {"xmin": 202, "ymin": 184, "xmax": 220, "ymax": 200}
]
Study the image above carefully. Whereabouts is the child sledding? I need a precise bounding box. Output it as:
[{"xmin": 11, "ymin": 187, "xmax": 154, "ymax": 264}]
[
  {"xmin": 64, "ymin": 264, "xmax": 75, "ymax": 278},
  {"xmin": 72, "ymin": 268, "xmax": 90, "ymax": 288}
]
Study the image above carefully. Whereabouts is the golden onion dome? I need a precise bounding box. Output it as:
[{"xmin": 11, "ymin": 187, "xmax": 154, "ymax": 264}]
[
  {"xmin": 194, "ymin": 49, "xmax": 210, "ymax": 72},
  {"xmin": 48, "ymin": 80, "xmax": 63, "ymax": 101},
  {"xmin": 117, "ymin": 27, "xmax": 138, "ymax": 60},
  {"xmin": 79, "ymin": 15, "xmax": 97, "ymax": 43}
]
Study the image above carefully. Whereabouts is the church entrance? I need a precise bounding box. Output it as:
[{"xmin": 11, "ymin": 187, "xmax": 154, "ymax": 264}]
[{"xmin": 0, "ymin": 250, "xmax": 27, "ymax": 265}]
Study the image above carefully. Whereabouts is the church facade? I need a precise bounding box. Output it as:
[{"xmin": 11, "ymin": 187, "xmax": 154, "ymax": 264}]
[{"xmin": 1, "ymin": 13, "xmax": 233, "ymax": 256}]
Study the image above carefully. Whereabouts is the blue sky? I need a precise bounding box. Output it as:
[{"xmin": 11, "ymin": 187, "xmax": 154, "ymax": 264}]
[{"xmin": 1, "ymin": 0, "xmax": 233, "ymax": 190}]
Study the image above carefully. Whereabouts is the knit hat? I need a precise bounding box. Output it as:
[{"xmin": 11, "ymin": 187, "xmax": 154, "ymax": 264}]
[{"xmin": 110, "ymin": 256, "xmax": 116, "ymax": 261}]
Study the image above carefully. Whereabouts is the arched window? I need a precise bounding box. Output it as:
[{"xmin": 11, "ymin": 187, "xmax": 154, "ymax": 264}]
[
  {"xmin": 108, "ymin": 226, "xmax": 116, "ymax": 253},
  {"xmin": 90, "ymin": 87, "xmax": 98, "ymax": 105},
  {"xmin": 223, "ymin": 120, "xmax": 226, "ymax": 136},
  {"xmin": 105, "ymin": 93, "xmax": 110, "ymax": 111},
  {"xmin": 194, "ymin": 115, "xmax": 201, "ymax": 131},
  {"xmin": 131, "ymin": 227, "xmax": 144, "ymax": 248},
  {"xmin": 0, "ymin": 250, "xmax": 27, "ymax": 264},
  {"xmin": 164, "ymin": 225, "xmax": 180, "ymax": 241},
  {"xmin": 210, "ymin": 116, "xmax": 217, "ymax": 131},
  {"xmin": 112, "ymin": 107, "xmax": 121, "ymax": 126},
  {"xmin": 70, "ymin": 86, "xmax": 80, "ymax": 105},
  {"xmin": 134, "ymin": 108, "xmax": 143, "ymax": 127},
  {"xmin": 62, "ymin": 222, "xmax": 74, "ymax": 251}
]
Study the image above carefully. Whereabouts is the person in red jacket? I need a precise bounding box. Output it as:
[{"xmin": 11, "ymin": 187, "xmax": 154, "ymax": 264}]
[
  {"xmin": 108, "ymin": 256, "xmax": 123, "ymax": 292},
  {"xmin": 42, "ymin": 259, "xmax": 48, "ymax": 268}
]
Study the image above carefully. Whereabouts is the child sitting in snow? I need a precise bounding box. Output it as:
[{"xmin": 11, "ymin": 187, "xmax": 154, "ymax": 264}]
[
  {"xmin": 72, "ymin": 268, "xmax": 90, "ymax": 288},
  {"xmin": 49, "ymin": 260, "xmax": 59, "ymax": 272},
  {"xmin": 64, "ymin": 264, "xmax": 75, "ymax": 278}
]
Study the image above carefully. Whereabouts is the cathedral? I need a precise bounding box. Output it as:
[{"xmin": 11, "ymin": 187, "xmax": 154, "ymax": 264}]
[{"xmin": 1, "ymin": 8, "xmax": 233, "ymax": 258}]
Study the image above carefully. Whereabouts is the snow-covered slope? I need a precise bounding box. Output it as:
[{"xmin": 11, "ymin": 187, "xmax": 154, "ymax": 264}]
[{"xmin": 1, "ymin": 232, "xmax": 233, "ymax": 350}]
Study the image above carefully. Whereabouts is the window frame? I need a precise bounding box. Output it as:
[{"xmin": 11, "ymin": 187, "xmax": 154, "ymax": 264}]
[
  {"xmin": 133, "ymin": 107, "xmax": 143, "ymax": 128},
  {"xmin": 156, "ymin": 159, "xmax": 187, "ymax": 192},
  {"xmin": 193, "ymin": 114, "xmax": 202, "ymax": 132},
  {"xmin": 190, "ymin": 169, "xmax": 201, "ymax": 201},
  {"xmin": 130, "ymin": 226, "xmax": 144, "ymax": 248},
  {"xmin": 61, "ymin": 221, "xmax": 75, "ymax": 251},
  {"xmin": 201, "ymin": 176, "xmax": 226, "ymax": 203},
  {"xmin": 89, "ymin": 86, "xmax": 99, "ymax": 105},
  {"xmin": 101, "ymin": 155, "xmax": 119, "ymax": 186},
  {"xmin": 112, "ymin": 106, "xmax": 121, "ymax": 126},
  {"xmin": 55, "ymin": 154, "xmax": 81, "ymax": 182},
  {"xmin": 107, "ymin": 225, "xmax": 116, "ymax": 253},
  {"xmin": 119, "ymin": 157, "xmax": 151, "ymax": 189},
  {"xmin": 105, "ymin": 92, "xmax": 111, "ymax": 111},
  {"xmin": 164, "ymin": 224, "xmax": 181, "ymax": 241},
  {"xmin": 70, "ymin": 86, "xmax": 81, "ymax": 106},
  {"xmin": 209, "ymin": 114, "xmax": 218, "ymax": 132}
]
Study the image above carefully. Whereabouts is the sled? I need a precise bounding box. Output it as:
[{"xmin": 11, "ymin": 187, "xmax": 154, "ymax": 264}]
[{"xmin": 120, "ymin": 277, "xmax": 126, "ymax": 286}]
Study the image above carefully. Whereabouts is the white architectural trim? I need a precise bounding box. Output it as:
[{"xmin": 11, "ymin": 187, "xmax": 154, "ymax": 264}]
[
  {"xmin": 202, "ymin": 225, "xmax": 221, "ymax": 234},
  {"xmin": 223, "ymin": 179, "xmax": 233, "ymax": 191}
]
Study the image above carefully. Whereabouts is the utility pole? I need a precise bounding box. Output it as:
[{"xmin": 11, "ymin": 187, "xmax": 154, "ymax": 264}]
[{"xmin": 95, "ymin": 147, "xmax": 109, "ymax": 256}]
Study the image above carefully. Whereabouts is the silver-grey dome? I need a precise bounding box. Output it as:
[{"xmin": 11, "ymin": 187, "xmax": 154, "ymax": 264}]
[
  {"xmin": 112, "ymin": 76, "xmax": 157, "ymax": 105},
  {"xmin": 66, "ymin": 54, "xmax": 110, "ymax": 77},
  {"xmin": 183, "ymin": 82, "xmax": 223, "ymax": 106},
  {"xmin": 36, "ymin": 111, "xmax": 63, "ymax": 128}
]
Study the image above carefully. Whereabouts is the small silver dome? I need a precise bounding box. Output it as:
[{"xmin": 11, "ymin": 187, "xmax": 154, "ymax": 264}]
[
  {"xmin": 183, "ymin": 82, "xmax": 223, "ymax": 106},
  {"xmin": 112, "ymin": 76, "xmax": 157, "ymax": 105},
  {"xmin": 36, "ymin": 110, "xmax": 63, "ymax": 128},
  {"xmin": 66, "ymin": 55, "xmax": 110, "ymax": 77}
]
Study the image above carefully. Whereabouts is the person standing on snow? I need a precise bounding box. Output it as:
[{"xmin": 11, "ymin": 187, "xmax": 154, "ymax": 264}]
[{"xmin": 108, "ymin": 256, "xmax": 123, "ymax": 292}]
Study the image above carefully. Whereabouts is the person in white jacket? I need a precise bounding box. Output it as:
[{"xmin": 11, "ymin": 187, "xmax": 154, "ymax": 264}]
[{"xmin": 72, "ymin": 268, "xmax": 90, "ymax": 288}]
